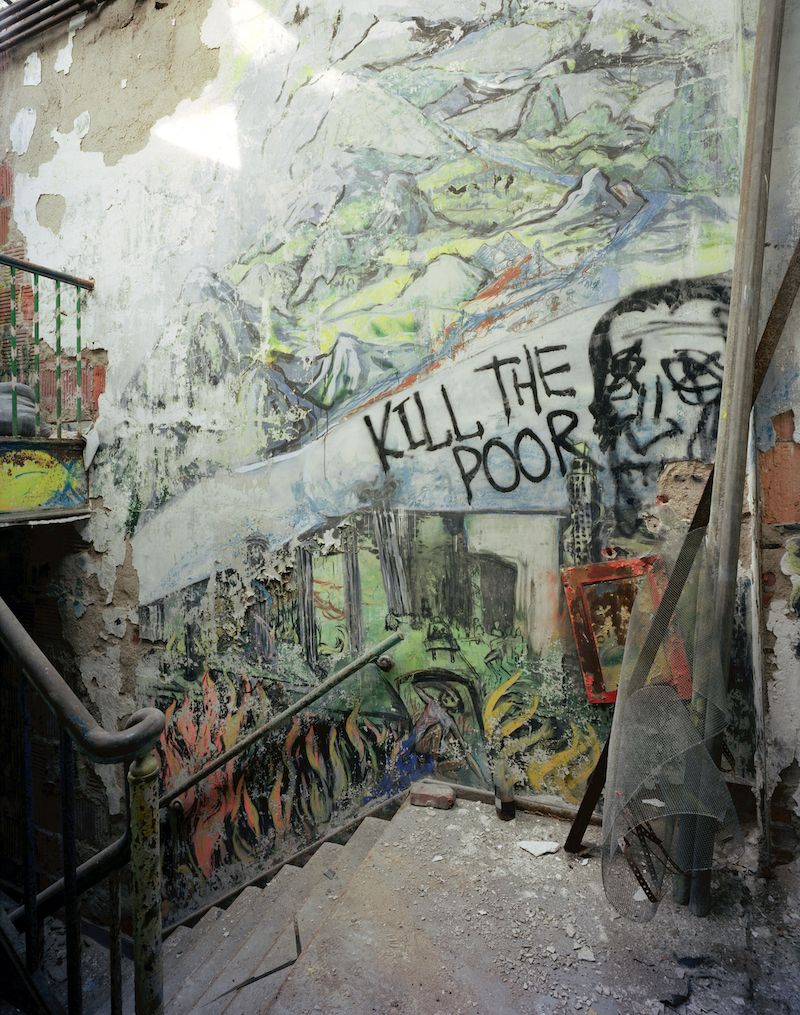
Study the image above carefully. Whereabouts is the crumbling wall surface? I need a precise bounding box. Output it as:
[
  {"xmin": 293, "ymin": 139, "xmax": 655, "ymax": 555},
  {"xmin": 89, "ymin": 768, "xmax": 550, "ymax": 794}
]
[
  {"xmin": 753, "ymin": 0, "xmax": 800, "ymax": 859},
  {"xmin": 0, "ymin": 0, "xmax": 222, "ymax": 813},
  {"xmin": 1, "ymin": 0, "xmax": 797, "ymax": 915}
]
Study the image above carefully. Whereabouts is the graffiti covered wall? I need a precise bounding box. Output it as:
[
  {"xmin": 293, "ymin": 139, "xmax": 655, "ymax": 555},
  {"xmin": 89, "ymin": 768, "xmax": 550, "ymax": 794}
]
[{"xmin": 5, "ymin": 0, "xmax": 794, "ymax": 914}]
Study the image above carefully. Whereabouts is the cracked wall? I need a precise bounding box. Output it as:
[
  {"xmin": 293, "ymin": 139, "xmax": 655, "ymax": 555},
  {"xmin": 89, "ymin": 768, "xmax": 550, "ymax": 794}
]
[{"xmin": 1, "ymin": 0, "xmax": 799, "ymax": 915}]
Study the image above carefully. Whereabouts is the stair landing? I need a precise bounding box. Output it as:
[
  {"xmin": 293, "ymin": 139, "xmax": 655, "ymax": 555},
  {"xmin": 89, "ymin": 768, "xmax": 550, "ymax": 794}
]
[{"xmin": 269, "ymin": 798, "xmax": 765, "ymax": 1015}]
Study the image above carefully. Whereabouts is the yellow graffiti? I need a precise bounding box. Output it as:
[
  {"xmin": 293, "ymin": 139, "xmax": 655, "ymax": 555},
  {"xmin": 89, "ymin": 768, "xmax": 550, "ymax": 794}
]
[
  {"xmin": 241, "ymin": 783, "xmax": 261, "ymax": 838},
  {"xmin": 526, "ymin": 722, "xmax": 601, "ymax": 805},
  {"xmin": 345, "ymin": 701, "xmax": 366, "ymax": 765},
  {"xmin": 328, "ymin": 727, "xmax": 349, "ymax": 801},
  {"xmin": 483, "ymin": 670, "xmax": 523, "ymax": 735},
  {"xmin": 268, "ymin": 764, "xmax": 286, "ymax": 835},
  {"xmin": 500, "ymin": 694, "xmax": 540, "ymax": 738},
  {"xmin": 510, "ymin": 719, "xmax": 554, "ymax": 754},
  {"xmin": 564, "ymin": 726, "xmax": 602, "ymax": 804},
  {"xmin": 0, "ymin": 448, "xmax": 81, "ymax": 511}
]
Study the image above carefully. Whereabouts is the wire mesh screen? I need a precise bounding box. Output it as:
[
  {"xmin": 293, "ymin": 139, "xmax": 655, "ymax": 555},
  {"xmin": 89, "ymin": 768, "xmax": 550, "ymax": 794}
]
[{"xmin": 601, "ymin": 525, "xmax": 740, "ymax": 921}]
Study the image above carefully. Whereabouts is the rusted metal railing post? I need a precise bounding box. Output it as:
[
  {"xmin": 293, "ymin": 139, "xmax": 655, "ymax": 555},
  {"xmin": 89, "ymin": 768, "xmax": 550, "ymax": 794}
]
[{"xmin": 128, "ymin": 749, "xmax": 163, "ymax": 1015}]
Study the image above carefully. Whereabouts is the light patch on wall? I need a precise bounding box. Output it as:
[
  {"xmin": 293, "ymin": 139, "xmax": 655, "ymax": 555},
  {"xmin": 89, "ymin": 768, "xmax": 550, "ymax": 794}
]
[
  {"xmin": 54, "ymin": 12, "xmax": 88, "ymax": 75},
  {"xmin": 23, "ymin": 53, "xmax": 42, "ymax": 87},
  {"xmin": 152, "ymin": 102, "xmax": 240, "ymax": 168},
  {"xmin": 10, "ymin": 108, "xmax": 36, "ymax": 155},
  {"xmin": 36, "ymin": 193, "xmax": 67, "ymax": 235},
  {"xmin": 226, "ymin": 0, "xmax": 297, "ymax": 61},
  {"xmin": 52, "ymin": 111, "xmax": 91, "ymax": 149}
]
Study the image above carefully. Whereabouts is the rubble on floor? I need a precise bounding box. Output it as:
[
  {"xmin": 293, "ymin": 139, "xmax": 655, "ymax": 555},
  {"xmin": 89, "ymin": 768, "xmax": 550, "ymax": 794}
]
[{"xmin": 271, "ymin": 798, "xmax": 800, "ymax": 1015}]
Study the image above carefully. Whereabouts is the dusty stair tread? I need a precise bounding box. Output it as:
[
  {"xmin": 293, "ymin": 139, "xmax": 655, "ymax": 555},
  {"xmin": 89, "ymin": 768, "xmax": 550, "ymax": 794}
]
[
  {"xmin": 166, "ymin": 865, "xmax": 304, "ymax": 1014},
  {"xmin": 164, "ymin": 889, "xmax": 263, "ymax": 1010},
  {"xmin": 164, "ymin": 924, "xmax": 193, "ymax": 957},
  {"xmin": 196, "ymin": 841, "xmax": 348, "ymax": 1015},
  {"xmin": 225, "ymin": 818, "xmax": 389, "ymax": 1015},
  {"xmin": 118, "ymin": 904, "xmax": 224, "ymax": 1015},
  {"xmin": 267, "ymin": 802, "xmax": 518, "ymax": 1015}
]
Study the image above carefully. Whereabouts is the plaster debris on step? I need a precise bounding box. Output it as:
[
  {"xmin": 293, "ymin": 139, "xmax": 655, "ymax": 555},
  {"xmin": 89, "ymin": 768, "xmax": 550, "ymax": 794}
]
[
  {"xmin": 431, "ymin": 854, "xmax": 443, "ymax": 862},
  {"xmin": 519, "ymin": 840, "xmax": 560, "ymax": 857},
  {"xmin": 642, "ymin": 798, "xmax": 666, "ymax": 808}
]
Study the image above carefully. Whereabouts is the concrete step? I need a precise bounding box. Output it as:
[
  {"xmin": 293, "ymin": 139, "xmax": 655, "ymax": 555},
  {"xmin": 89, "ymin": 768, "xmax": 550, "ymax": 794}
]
[
  {"xmin": 223, "ymin": 816, "xmax": 389, "ymax": 1015},
  {"xmin": 194, "ymin": 840, "xmax": 349, "ymax": 1015},
  {"xmin": 267, "ymin": 801, "xmax": 510, "ymax": 1015},
  {"xmin": 166, "ymin": 864, "xmax": 303, "ymax": 1014}
]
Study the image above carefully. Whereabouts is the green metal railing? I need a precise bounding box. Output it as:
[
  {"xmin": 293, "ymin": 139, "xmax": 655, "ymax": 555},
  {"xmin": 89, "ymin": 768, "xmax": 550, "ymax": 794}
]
[{"xmin": 1, "ymin": 253, "xmax": 94, "ymax": 439}]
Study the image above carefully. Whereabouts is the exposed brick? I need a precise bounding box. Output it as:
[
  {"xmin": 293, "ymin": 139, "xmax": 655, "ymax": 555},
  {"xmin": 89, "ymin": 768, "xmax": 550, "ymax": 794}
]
[
  {"xmin": 761, "ymin": 409, "xmax": 800, "ymax": 525},
  {"xmin": 0, "ymin": 162, "xmax": 11, "ymax": 203},
  {"xmin": 410, "ymin": 780, "xmax": 456, "ymax": 810}
]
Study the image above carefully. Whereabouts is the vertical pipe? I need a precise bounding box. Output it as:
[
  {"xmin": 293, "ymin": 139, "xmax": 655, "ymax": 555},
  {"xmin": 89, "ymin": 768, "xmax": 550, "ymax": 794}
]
[
  {"xmin": 108, "ymin": 870, "xmax": 123, "ymax": 1015},
  {"xmin": 74, "ymin": 285, "xmax": 81, "ymax": 427},
  {"xmin": 55, "ymin": 279, "xmax": 62, "ymax": 439},
  {"xmin": 19, "ymin": 678, "xmax": 40, "ymax": 971},
  {"xmin": 689, "ymin": 0, "xmax": 785, "ymax": 917},
  {"xmin": 9, "ymin": 265, "xmax": 17, "ymax": 437},
  {"xmin": 33, "ymin": 273, "xmax": 40, "ymax": 432},
  {"xmin": 128, "ymin": 749, "xmax": 163, "ymax": 1015},
  {"xmin": 60, "ymin": 731, "xmax": 82, "ymax": 1013}
]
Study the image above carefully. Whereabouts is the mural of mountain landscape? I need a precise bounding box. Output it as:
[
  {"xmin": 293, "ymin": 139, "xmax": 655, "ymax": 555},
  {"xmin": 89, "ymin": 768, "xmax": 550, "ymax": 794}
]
[{"xmin": 97, "ymin": 0, "xmax": 753, "ymax": 914}]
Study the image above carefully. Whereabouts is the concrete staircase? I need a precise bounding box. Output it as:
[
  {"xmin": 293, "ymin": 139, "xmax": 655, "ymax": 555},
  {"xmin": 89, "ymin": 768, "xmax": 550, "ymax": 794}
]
[
  {"xmin": 150, "ymin": 793, "xmax": 790, "ymax": 1015},
  {"xmin": 157, "ymin": 815, "xmax": 390, "ymax": 1014}
]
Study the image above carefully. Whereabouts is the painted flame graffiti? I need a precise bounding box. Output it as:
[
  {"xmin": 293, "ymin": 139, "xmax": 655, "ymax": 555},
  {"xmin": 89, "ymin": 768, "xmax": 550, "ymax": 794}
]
[
  {"xmin": 482, "ymin": 670, "xmax": 600, "ymax": 806},
  {"xmin": 160, "ymin": 668, "xmax": 412, "ymax": 883}
]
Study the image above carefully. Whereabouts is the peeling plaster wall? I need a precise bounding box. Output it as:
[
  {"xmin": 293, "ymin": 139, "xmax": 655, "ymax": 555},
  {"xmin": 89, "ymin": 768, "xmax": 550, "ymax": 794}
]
[
  {"xmin": 753, "ymin": 0, "xmax": 800, "ymax": 859},
  {"xmin": 1, "ymin": 0, "xmax": 798, "ymax": 914}
]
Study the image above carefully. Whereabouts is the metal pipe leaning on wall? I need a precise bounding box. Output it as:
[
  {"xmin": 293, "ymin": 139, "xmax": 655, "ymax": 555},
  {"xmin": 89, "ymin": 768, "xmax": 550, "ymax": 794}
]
[
  {"xmin": 688, "ymin": 0, "xmax": 785, "ymax": 917},
  {"xmin": 161, "ymin": 631, "xmax": 404, "ymax": 810}
]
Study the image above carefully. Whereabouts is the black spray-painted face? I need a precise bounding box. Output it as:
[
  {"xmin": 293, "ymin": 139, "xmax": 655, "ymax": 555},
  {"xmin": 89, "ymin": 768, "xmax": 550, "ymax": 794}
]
[
  {"xmin": 589, "ymin": 278, "xmax": 730, "ymax": 535},
  {"xmin": 604, "ymin": 299, "xmax": 727, "ymax": 458}
]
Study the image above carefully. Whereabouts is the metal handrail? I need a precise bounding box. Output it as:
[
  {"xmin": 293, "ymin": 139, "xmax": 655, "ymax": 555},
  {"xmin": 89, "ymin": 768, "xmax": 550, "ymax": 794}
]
[
  {"xmin": 161, "ymin": 630, "xmax": 403, "ymax": 808},
  {"xmin": 0, "ymin": 593, "xmax": 165, "ymax": 1012},
  {"xmin": 9, "ymin": 809, "xmax": 131, "ymax": 931},
  {"xmin": 0, "ymin": 252, "xmax": 94, "ymax": 292},
  {"xmin": 0, "ymin": 595, "xmax": 165, "ymax": 762}
]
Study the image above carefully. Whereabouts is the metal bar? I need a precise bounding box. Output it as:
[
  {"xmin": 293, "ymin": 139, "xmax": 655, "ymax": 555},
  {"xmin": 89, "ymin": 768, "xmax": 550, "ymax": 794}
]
[
  {"xmin": 689, "ymin": 0, "xmax": 785, "ymax": 918},
  {"xmin": 161, "ymin": 631, "xmax": 403, "ymax": 808},
  {"xmin": 746, "ymin": 428, "xmax": 771, "ymax": 873},
  {"xmin": 0, "ymin": 596, "xmax": 165, "ymax": 762},
  {"xmin": 128, "ymin": 750, "xmax": 163, "ymax": 1015},
  {"xmin": 0, "ymin": 0, "xmax": 84, "ymax": 31},
  {"xmin": 19, "ymin": 678, "xmax": 41, "ymax": 971},
  {"xmin": 564, "ymin": 739, "xmax": 608, "ymax": 852},
  {"xmin": 60, "ymin": 732, "xmax": 82, "ymax": 1013},
  {"xmin": 33, "ymin": 273, "xmax": 40, "ymax": 431},
  {"xmin": 74, "ymin": 286, "xmax": 81, "ymax": 426},
  {"xmin": 0, "ymin": 254, "xmax": 94, "ymax": 293},
  {"xmin": 10, "ymin": 827, "xmax": 130, "ymax": 930},
  {"xmin": 109, "ymin": 870, "xmax": 122, "ymax": 1015},
  {"xmin": 55, "ymin": 280, "xmax": 61, "ymax": 438},
  {"xmin": 0, "ymin": 0, "xmax": 70, "ymax": 27},
  {"xmin": 0, "ymin": 1, "xmax": 97, "ymax": 56},
  {"xmin": 9, "ymin": 264, "xmax": 17, "ymax": 437}
]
